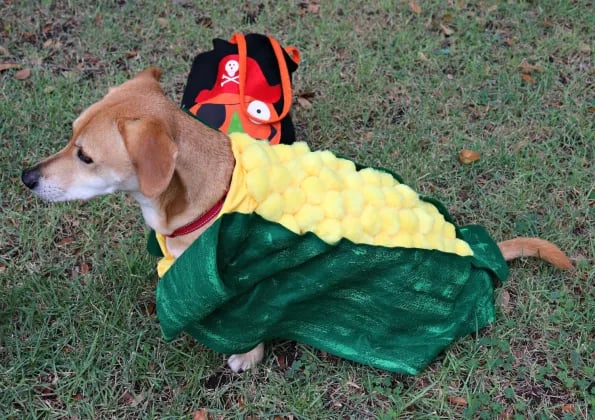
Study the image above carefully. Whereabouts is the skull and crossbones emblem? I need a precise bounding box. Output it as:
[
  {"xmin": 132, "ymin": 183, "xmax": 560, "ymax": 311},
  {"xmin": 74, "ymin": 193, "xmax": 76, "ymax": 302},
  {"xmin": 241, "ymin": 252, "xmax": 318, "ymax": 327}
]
[{"xmin": 220, "ymin": 59, "xmax": 240, "ymax": 87}]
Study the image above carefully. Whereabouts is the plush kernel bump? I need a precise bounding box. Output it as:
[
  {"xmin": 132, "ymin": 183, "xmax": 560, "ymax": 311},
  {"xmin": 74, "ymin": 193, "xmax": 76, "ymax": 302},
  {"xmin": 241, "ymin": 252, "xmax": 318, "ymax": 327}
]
[
  {"xmin": 396, "ymin": 185, "xmax": 418, "ymax": 208},
  {"xmin": 273, "ymin": 144, "xmax": 296, "ymax": 162},
  {"xmin": 257, "ymin": 192, "xmax": 283, "ymax": 221},
  {"xmin": 319, "ymin": 150, "xmax": 338, "ymax": 167},
  {"xmin": 399, "ymin": 209, "xmax": 418, "ymax": 233},
  {"xmin": 342, "ymin": 215, "xmax": 365, "ymax": 242},
  {"xmin": 336, "ymin": 158, "xmax": 356, "ymax": 173},
  {"xmin": 319, "ymin": 166, "xmax": 343, "ymax": 190},
  {"xmin": 361, "ymin": 205, "xmax": 382, "ymax": 236},
  {"xmin": 246, "ymin": 167, "xmax": 270, "ymax": 202},
  {"xmin": 383, "ymin": 187, "xmax": 402, "ymax": 208},
  {"xmin": 322, "ymin": 191, "xmax": 345, "ymax": 219},
  {"xmin": 379, "ymin": 172, "xmax": 397, "ymax": 187},
  {"xmin": 343, "ymin": 190, "xmax": 365, "ymax": 216},
  {"xmin": 269, "ymin": 164, "xmax": 291, "ymax": 192},
  {"xmin": 443, "ymin": 223, "xmax": 456, "ymax": 239},
  {"xmin": 414, "ymin": 208, "xmax": 434, "ymax": 234},
  {"xmin": 343, "ymin": 172, "xmax": 362, "ymax": 189},
  {"xmin": 282, "ymin": 187, "xmax": 306, "ymax": 214},
  {"xmin": 362, "ymin": 185, "xmax": 385, "ymax": 207},
  {"xmin": 315, "ymin": 219, "xmax": 343, "ymax": 244},
  {"xmin": 278, "ymin": 214, "xmax": 300, "ymax": 234},
  {"xmin": 379, "ymin": 208, "xmax": 400, "ymax": 235},
  {"xmin": 455, "ymin": 240, "xmax": 473, "ymax": 256},
  {"xmin": 393, "ymin": 232, "xmax": 413, "ymax": 248},
  {"xmin": 302, "ymin": 176, "xmax": 325, "ymax": 205},
  {"xmin": 294, "ymin": 204, "xmax": 324, "ymax": 232},
  {"xmin": 292, "ymin": 142, "xmax": 310, "ymax": 156},
  {"xmin": 242, "ymin": 143, "xmax": 270, "ymax": 171},
  {"xmin": 301, "ymin": 152, "xmax": 323, "ymax": 176},
  {"xmin": 359, "ymin": 168, "xmax": 382, "ymax": 186}
]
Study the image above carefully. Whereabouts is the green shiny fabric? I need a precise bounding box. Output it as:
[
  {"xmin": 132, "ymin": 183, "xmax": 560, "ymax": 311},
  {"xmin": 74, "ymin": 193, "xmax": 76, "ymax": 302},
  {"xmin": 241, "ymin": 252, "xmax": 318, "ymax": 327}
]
[{"xmin": 151, "ymin": 211, "xmax": 508, "ymax": 374}]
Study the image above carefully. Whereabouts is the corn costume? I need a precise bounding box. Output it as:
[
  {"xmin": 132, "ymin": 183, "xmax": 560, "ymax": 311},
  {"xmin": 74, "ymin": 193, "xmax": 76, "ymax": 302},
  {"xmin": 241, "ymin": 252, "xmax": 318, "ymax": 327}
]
[{"xmin": 148, "ymin": 133, "xmax": 508, "ymax": 374}]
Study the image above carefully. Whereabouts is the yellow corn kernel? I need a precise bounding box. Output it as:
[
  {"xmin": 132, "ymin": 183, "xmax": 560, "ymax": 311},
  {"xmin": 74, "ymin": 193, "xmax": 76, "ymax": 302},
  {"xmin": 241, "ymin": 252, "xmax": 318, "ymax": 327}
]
[
  {"xmin": 336, "ymin": 158, "xmax": 356, "ymax": 173},
  {"xmin": 413, "ymin": 207, "xmax": 434, "ymax": 234},
  {"xmin": 383, "ymin": 187, "xmax": 402, "ymax": 208},
  {"xmin": 319, "ymin": 150, "xmax": 338, "ymax": 168},
  {"xmin": 361, "ymin": 205, "xmax": 382, "ymax": 236},
  {"xmin": 321, "ymin": 191, "xmax": 345, "ymax": 219},
  {"xmin": 301, "ymin": 152, "xmax": 323, "ymax": 176},
  {"xmin": 396, "ymin": 185, "xmax": 418, "ymax": 208},
  {"xmin": 413, "ymin": 233, "xmax": 431, "ymax": 249},
  {"xmin": 282, "ymin": 186, "xmax": 306, "ymax": 214},
  {"xmin": 362, "ymin": 185, "xmax": 385, "ymax": 207},
  {"xmin": 271, "ymin": 144, "xmax": 295, "ymax": 162},
  {"xmin": 256, "ymin": 192, "xmax": 283, "ymax": 221},
  {"xmin": 359, "ymin": 168, "xmax": 381, "ymax": 186},
  {"xmin": 269, "ymin": 164, "xmax": 291, "ymax": 192},
  {"xmin": 278, "ymin": 214, "xmax": 300, "ymax": 234},
  {"xmin": 319, "ymin": 166, "xmax": 343, "ymax": 190},
  {"xmin": 246, "ymin": 167, "xmax": 270, "ymax": 202},
  {"xmin": 374, "ymin": 232, "xmax": 392, "ymax": 246},
  {"xmin": 379, "ymin": 172, "xmax": 397, "ymax": 187},
  {"xmin": 302, "ymin": 176, "xmax": 325, "ymax": 205},
  {"xmin": 292, "ymin": 142, "xmax": 311, "ymax": 156},
  {"xmin": 294, "ymin": 204, "xmax": 324, "ymax": 232},
  {"xmin": 393, "ymin": 232, "xmax": 413, "ymax": 248},
  {"xmin": 343, "ymin": 190, "xmax": 365, "ymax": 216},
  {"xmin": 315, "ymin": 219, "xmax": 343, "ymax": 244},
  {"xmin": 343, "ymin": 171, "xmax": 362, "ymax": 189},
  {"xmin": 426, "ymin": 234, "xmax": 444, "ymax": 251},
  {"xmin": 285, "ymin": 160, "xmax": 308, "ymax": 184},
  {"xmin": 399, "ymin": 208, "xmax": 418, "ymax": 232},
  {"xmin": 342, "ymin": 215, "xmax": 364, "ymax": 242},
  {"xmin": 455, "ymin": 240, "xmax": 473, "ymax": 256},
  {"xmin": 443, "ymin": 223, "xmax": 456, "ymax": 239},
  {"xmin": 242, "ymin": 143, "xmax": 270, "ymax": 171},
  {"xmin": 379, "ymin": 208, "xmax": 400, "ymax": 235}
]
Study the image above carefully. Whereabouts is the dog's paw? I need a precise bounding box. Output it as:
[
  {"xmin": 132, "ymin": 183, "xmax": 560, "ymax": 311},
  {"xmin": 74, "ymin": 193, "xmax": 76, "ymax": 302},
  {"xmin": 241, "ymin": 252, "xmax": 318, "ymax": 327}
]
[{"xmin": 227, "ymin": 343, "xmax": 264, "ymax": 373}]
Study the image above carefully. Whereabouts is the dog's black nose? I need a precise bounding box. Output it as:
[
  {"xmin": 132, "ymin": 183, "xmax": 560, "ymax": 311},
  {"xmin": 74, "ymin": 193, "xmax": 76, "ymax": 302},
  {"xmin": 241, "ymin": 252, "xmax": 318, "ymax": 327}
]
[{"xmin": 22, "ymin": 165, "xmax": 41, "ymax": 189}]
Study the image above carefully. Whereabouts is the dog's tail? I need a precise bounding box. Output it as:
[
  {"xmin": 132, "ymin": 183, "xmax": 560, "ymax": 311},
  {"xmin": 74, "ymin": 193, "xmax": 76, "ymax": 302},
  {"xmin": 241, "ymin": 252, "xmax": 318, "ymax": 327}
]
[{"xmin": 497, "ymin": 237, "xmax": 573, "ymax": 269}]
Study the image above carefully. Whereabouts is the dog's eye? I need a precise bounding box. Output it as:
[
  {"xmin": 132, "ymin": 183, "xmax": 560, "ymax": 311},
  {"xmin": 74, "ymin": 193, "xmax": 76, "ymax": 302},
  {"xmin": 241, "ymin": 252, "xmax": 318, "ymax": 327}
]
[{"xmin": 77, "ymin": 148, "xmax": 94, "ymax": 164}]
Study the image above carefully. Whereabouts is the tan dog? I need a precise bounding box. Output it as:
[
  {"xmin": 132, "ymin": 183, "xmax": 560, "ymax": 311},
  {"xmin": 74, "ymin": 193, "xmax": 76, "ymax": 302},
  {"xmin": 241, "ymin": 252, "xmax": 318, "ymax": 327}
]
[{"xmin": 21, "ymin": 68, "xmax": 572, "ymax": 372}]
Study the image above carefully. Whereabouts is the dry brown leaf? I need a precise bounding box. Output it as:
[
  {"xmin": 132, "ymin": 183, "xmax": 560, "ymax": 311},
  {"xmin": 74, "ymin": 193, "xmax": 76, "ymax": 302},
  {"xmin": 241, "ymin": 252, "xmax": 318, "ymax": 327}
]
[
  {"xmin": 192, "ymin": 409, "xmax": 209, "ymax": 420},
  {"xmin": 0, "ymin": 263, "xmax": 6, "ymax": 273},
  {"xmin": 308, "ymin": 4, "xmax": 320, "ymax": 14},
  {"xmin": 297, "ymin": 96, "xmax": 313, "ymax": 110},
  {"xmin": 519, "ymin": 61, "xmax": 543, "ymax": 73},
  {"xmin": 0, "ymin": 63, "xmax": 20, "ymax": 71},
  {"xmin": 57, "ymin": 237, "xmax": 75, "ymax": 246},
  {"xmin": 14, "ymin": 67, "xmax": 31, "ymax": 80},
  {"xmin": 409, "ymin": 1, "xmax": 421, "ymax": 14},
  {"xmin": 125, "ymin": 50, "xmax": 139, "ymax": 59},
  {"xmin": 157, "ymin": 17, "xmax": 169, "ymax": 27},
  {"xmin": 0, "ymin": 46, "xmax": 9, "ymax": 56},
  {"xmin": 458, "ymin": 149, "xmax": 481, "ymax": 164},
  {"xmin": 562, "ymin": 404, "xmax": 575, "ymax": 414},
  {"xmin": 447, "ymin": 396, "xmax": 468, "ymax": 406},
  {"xmin": 440, "ymin": 23, "xmax": 454, "ymax": 36},
  {"xmin": 498, "ymin": 289, "xmax": 511, "ymax": 313},
  {"xmin": 80, "ymin": 263, "xmax": 90, "ymax": 274},
  {"xmin": 521, "ymin": 73, "xmax": 535, "ymax": 84}
]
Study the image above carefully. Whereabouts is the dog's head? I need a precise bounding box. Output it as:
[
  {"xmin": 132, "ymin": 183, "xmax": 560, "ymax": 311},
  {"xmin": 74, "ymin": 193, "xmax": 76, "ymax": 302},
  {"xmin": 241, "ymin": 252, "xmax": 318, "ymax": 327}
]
[{"xmin": 21, "ymin": 67, "xmax": 178, "ymax": 201}]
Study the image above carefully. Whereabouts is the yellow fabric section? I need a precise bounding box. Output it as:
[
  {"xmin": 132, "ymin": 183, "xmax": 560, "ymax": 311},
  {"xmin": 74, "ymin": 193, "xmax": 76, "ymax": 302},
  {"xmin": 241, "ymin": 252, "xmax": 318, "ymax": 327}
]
[
  {"xmin": 156, "ymin": 233, "xmax": 176, "ymax": 277},
  {"xmin": 223, "ymin": 133, "xmax": 473, "ymax": 256}
]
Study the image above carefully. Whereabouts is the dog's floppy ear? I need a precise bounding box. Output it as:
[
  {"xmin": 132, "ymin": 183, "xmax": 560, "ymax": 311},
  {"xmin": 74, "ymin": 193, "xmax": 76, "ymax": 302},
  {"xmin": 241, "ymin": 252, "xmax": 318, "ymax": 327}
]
[
  {"xmin": 136, "ymin": 67, "xmax": 163, "ymax": 81},
  {"xmin": 118, "ymin": 118, "xmax": 177, "ymax": 198}
]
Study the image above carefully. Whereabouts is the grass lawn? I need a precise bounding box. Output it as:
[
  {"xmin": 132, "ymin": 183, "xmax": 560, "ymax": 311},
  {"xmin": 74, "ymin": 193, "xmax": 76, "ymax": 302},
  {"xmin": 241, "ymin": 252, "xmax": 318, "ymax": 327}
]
[{"xmin": 1, "ymin": 0, "xmax": 593, "ymax": 418}]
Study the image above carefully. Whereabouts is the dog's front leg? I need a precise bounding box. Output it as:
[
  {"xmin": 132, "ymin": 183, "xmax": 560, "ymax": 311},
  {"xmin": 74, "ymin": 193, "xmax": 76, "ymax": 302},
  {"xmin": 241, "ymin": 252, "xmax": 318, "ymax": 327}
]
[{"xmin": 227, "ymin": 343, "xmax": 264, "ymax": 372}]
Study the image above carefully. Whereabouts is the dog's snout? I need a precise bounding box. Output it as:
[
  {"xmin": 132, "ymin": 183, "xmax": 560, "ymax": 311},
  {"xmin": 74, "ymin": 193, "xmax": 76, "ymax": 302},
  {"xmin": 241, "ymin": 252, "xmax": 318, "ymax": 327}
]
[{"xmin": 22, "ymin": 165, "xmax": 41, "ymax": 189}]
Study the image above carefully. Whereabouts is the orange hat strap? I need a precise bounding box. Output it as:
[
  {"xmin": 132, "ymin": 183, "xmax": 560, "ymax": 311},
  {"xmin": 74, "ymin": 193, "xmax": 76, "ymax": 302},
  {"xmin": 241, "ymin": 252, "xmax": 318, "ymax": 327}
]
[{"xmin": 230, "ymin": 33, "xmax": 296, "ymax": 125}]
